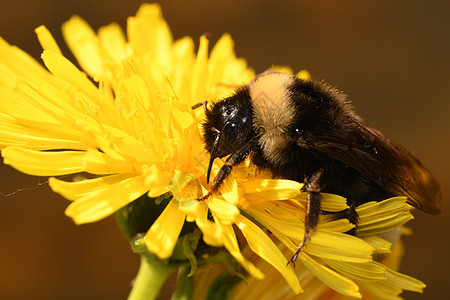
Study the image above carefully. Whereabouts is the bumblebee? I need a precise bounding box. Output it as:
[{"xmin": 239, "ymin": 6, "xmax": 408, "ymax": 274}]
[{"xmin": 196, "ymin": 71, "xmax": 442, "ymax": 264}]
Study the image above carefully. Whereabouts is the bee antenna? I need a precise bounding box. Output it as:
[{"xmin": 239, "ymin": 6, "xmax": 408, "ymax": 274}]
[{"xmin": 206, "ymin": 128, "xmax": 222, "ymax": 184}]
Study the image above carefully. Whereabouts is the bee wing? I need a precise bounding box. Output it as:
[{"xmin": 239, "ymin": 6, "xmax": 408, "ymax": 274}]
[{"xmin": 308, "ymin": 124, "xmax": 443, "ymax": 215}]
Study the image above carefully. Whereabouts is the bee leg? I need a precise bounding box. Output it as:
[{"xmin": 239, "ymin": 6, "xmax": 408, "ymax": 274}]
[
  {"xmin": 198, "ymin": 143, "xmax": 254, "ymax": 201},
  {"xmin": 191, "ymin": 101, "xmax": 208, "ymax": 113},
  {"xmin": 289, "ymin": 170, "xmax": 323, "ymax": 266},
  {"xmin": 344, "ymin": 203, "xmax": 359, "ymax": 235}
]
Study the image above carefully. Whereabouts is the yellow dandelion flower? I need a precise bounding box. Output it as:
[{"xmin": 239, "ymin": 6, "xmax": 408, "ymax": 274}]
[
  {"xmin": 0, "ymin": 3, "xmax": 427, "ymax": 299},
  {"xmin": 0, "ymin": 2, "xmax": 295, "ymax": 292}
]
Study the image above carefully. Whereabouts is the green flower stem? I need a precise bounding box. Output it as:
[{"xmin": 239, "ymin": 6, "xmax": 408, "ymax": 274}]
[
  {"xmin": 128, "ymin": 255, "xmax": 175, "ymax": 300},
  {"xmin": 170, "ymin": 265, "xmax": 194, "ymax": 300}
]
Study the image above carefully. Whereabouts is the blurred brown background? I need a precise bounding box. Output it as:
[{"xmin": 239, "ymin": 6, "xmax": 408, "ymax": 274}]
[{"xmin": 1, "ymin": 1, "xmax": 449, "ymax": 299}]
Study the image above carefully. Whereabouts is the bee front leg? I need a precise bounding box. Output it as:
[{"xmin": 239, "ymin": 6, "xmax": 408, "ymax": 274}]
[
  {"xmin": 289, "ymin": 169, "xmax": 323, "ymax": 265},
  {"xmin": 198, "ymin": 143, "xmax": 254, "ymax": 201},
  {"xmin": 191, "ymin": 101, "xmax": 209, "ymax": 114}
]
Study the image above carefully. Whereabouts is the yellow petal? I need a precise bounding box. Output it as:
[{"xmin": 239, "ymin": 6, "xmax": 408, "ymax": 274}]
[
  {"xmin": 199, "ymin": 157, "xmax": 239, "ymax": 206},
  {"xmin": 221, "ymin": 223, "xmax": 264, "ymax": 279},
  {"xmin": 194, "ymin": 205, "xmax": 224, "ymax": 247},
  {"xmin": 320, "ymin": 193, "xmax": 349, "ymax": 212},
  {"xmin": 127, "ymin": 3, "xmax": 172, "ymax": 64},
  {"xmin": 357, "ymin": 198, "xmax": 413, "ymax": 237},
  {"xmin": 117, "ymin": 58, "xmax": 155, "ymax": 115},
  {"xmin": 358, "ymin": 280, "xmax": 403, "ymax": 300},
  {"xmin": 299, "ymin": 253, "xmax": 361, "ymax": 298},
  {"xmin": 207, "ymin": 33, "xmax": 253, "ymax": 93},
  {"xmin": 324, "ymin": 259, "xmax": 387, "ymax": 282},
  {"xmin": 296, "ymin": 192, "xmax": 349, "ymax": 212},
  {"xmin": 98, "ymin": 23, "xmax": 128, "ymax": 62},
  {"xmin": 360, "ymin": 235, "xmax": 392, "ymax": 254},
  {"xmin": 357, "ymin": 197, "xmax": 408, "ymax": 220},
  {"xmin": 169, "ymin": 37, "xmax": 195, "ymax": 102},
  {"xmin": 49, "ymin": 173, "xmax": 133, "ymax": 200},
  {"xmin": 358, "ymin": 216, "xmax": 413, "ymax": 236},
  {"xmin": 296, "ymin": 69, "xmax": 311, "ymax": 80},
  {"xmin": 84, "ymin": 149, "xmax": 134, "ymax": 174},
  {"xmin": 382, "ymin": 264, "xmax": 426, "ymax": 293},
  {"xmin": 35, "ymin": 25, "xmax": 62, "ymax": 54},
  {"xmin": 190, "ymin": 35, "xmax": 209, "ymax": 101},
  {"xmin": 306, "ymin": 230, "xmax": 374, "ymax": 263},
  {"xmin": 0, "ymin": 36, "xmax": 54, "ymax": 85},
  {"xmin": 246, "ymin": 206, "xmax": 304, "ymax": 239},
  {"xmin": 250, "ymin": 200, "xmax": 304, "ymax": 222},
  {"xmin": 0, "ymin": 80, "xmax": 62, "ymax": 124},
  {"xmin": 237, "ymin": 215, "xmax": 302, "ymax": 294},
  {"xmin": 62, "ymin": 174, "xmax": 148, "ymax": 224},
  {"xmin": 0, "ymin": 114, "xmax": 91, "ymax": 150},
  {"xmin": 29, "ymin": 80, "xmax": 99, "ymax": 129},
  {"xmin": 317, "ymin": 218, "xmax": 355, "ymax": 233},
  {"xmin": 241, "ymin": 179, "xmax": 302, "ymax": 201},
  {"xmin": 2, "ymin": 147, "xmax": 84, "ymax": 176},
  {"xmin": 144, "ymin": 165, "xmax": 172, "ymax": 198},
  {"xmin": 167, "ymin": 100, "xmax": 196, "ymax": 141},
  {"xmin": 145, "ymin": 201, "xmax": 186, "ymax": 259},
  {"xmin": 62, "ymin": 15, "xmax": 103, "ymax": 80},
  {"xmin": 208, "ymin": 34, "xmax": 236, "ymax": 91},
  {"xmin": 41, "ymin": 50, "xmax": 99, "ymax": 99},
  {"xmin": 208, "ymin": 197, "xmax": 240, "ymax": 225}
]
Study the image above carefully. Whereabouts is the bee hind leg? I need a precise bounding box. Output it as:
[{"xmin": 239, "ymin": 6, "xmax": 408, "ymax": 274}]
[{"xmin": 289, "ymin": 170, "xmax": 323, "ymax": 266}]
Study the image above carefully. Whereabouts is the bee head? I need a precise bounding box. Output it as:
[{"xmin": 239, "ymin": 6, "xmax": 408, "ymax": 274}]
[{"xmin": 202, "ymin": 87, "xmax": 254, "ymax": 182}]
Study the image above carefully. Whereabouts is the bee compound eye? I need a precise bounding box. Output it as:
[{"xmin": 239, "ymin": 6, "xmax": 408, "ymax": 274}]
[{"xmin": 294, "ymin": 128, "xmax": 303, "ymax": 137}]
